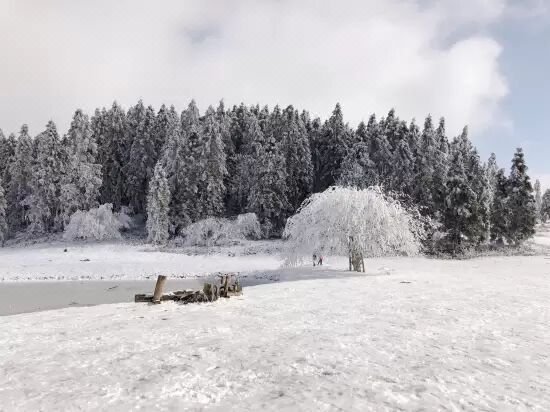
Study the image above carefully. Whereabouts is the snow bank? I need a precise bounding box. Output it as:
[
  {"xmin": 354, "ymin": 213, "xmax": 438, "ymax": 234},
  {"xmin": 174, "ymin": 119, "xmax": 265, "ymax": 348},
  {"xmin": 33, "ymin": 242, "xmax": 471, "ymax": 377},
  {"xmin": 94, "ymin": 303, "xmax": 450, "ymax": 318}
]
[{"xmin": 1, "ymin": 258, "xmax": 549, "ymax": 410}]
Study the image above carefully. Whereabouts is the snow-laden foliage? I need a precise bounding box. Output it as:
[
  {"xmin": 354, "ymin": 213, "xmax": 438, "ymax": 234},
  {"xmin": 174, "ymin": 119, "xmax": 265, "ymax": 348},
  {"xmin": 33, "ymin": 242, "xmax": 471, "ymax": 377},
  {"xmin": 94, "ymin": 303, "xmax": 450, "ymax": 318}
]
[
  {"xmin": 0, "ymin": 176, "xmax": 7, "ymax": 245},
  {"xmin": 283, "ymin": 186, "xmax": 423, "ymax": 264},
  {"xmin": 1, "ymin": 100, "xmax": 538, "ymax": 252},
  {"xmin": 179, "ymin": 213, "xmax": 261, "ymax": 247},
  {"xmin": 63, "ymin": 204, "xmax": 129, "ymax": 241},
  {"xmin": 146, "ymin": 163, "xmax": 170, "ymax": 244}
]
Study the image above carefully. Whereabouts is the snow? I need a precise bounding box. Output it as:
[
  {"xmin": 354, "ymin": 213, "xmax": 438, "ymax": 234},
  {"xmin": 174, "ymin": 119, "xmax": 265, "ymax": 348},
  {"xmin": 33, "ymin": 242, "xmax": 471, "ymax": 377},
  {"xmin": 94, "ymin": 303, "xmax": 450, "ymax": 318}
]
[
  {"xmin": 0, "ymin": 241, "xmax": 283, "ymax": 281},
  {"xmin": 2, "ymin": 253, "xmax": 550, "ymax": 410}
]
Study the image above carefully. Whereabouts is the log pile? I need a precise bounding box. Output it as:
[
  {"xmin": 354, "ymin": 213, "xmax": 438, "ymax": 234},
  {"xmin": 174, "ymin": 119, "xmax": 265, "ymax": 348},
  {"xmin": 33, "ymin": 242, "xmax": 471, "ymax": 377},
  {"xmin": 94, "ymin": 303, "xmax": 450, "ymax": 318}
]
[{"xmin": 135, "ymin": 274, "xmax": 242, "ymax": 305}]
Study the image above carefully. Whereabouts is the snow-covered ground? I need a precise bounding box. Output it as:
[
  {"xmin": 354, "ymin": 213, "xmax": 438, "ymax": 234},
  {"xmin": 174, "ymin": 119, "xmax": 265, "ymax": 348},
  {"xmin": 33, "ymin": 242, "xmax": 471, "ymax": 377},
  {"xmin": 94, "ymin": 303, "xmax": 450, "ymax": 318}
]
[
  {"xmin": 1, "ymin": 233, "xmax": 550, "ymax": 409},
  {"xmin": 2, "ymin": 255, "xmax": 550, "ymax": 409},
  {"xmin": 0, "ymin": 241, "xmax": 284, "ymax": 281}
]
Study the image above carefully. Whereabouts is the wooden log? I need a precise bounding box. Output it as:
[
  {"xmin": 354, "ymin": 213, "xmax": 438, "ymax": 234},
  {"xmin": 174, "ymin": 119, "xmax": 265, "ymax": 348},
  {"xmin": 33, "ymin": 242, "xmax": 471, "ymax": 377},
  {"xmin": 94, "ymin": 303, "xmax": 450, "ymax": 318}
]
[
  {"xmin": 135, "ymin": 294, "xmax": 152, "ymax": 303},
  {"xmin": 152, "ymin": 275, "xmax": 167, "ymax": 304}
]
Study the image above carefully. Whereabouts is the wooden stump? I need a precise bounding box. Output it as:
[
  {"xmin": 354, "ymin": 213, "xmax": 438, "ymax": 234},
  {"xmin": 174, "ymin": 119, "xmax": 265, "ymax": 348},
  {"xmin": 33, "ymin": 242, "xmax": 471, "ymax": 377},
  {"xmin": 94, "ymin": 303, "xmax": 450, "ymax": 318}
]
[{"xmin": 152, "ymin": 275, "xmax": 167, "ymax": 304}]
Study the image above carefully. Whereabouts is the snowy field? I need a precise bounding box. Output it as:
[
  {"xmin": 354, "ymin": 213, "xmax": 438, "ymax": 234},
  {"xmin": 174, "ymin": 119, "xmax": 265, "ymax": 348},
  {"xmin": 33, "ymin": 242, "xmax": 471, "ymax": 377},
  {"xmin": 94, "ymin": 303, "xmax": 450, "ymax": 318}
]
[
  {"xmin": 1, "ymin": 233, "xmax": 550, "ymax": 409},
  {"xmin": 0, "ymin": 241, "xmax": 284, "ymax": 281},
  {"xmin": 1, "ymin": 258, "xmax": 550, "ymax": 409}
]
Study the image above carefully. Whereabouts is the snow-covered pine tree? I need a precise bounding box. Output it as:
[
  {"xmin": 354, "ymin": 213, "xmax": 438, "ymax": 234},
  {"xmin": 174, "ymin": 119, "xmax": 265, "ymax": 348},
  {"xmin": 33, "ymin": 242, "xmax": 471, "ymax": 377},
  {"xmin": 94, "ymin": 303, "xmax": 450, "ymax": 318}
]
[
  {"xmin": 541, "ymin": 188, "xmax": 550, "ymax": 223},
  {"xmin": 200, "ymin": 106, "xmax": 227, "ymax": 218},
  {"xmin": 443, "ymin": 148, "xmax": 478, "ymax": 252},
  {"xmin": 281, "ymin": 106, "xmax": 313, "ymax": 211},
  {"xmin": 178, "ymin": 100, "xmax": 205, "ymax": 224},
  {"xmin": 59, "ymin": 109, "xmax": 103, "ymax": 225},
  {"xmin": 215, "ymin": 101, "xmax": 233, "ymax": 214},
  {"xmin": 316, "ymin": 104, "xmax": 354, "ymax": 191},
  {"xmin": 153, "ymin": 104, "xmax": 176, "ymax": 156},
  {"xmin": 268, "ymin": 105, "xmax": 285, "ymax": 142},
  {"xmin": 507, "ymin": 148, "xmax": 536, "ymax": 244},
  {"xmin": 126, "ymin": 104, "xmax": 157, "ymax": 214},
  {"xmin": 247, "ymin": 132, "xmax": 288, "ymax": 237},
  {"xmin": 380, "ymin": 108, "xmax": 400, "ymax": 152},
  {"xmin": 6, "ymin": 125, "xmax": 33, "ymax": 232},
  {"xmin": 0, "ymin": 129, "xmax": 12, "ymax": 183},
  {"xmin": 389, "ymin": 120, "xmax": 414, "ymax": 195},
  {"xmin": 224, "ymin": 104, "xmax": 249, "ymax": 215},
  {"xmin": 158, "ymin": 111, "xmax": 187, "ymax": 235},
  {"xmin": 97, "ymin": 102, "xmax": 128, "ymax": 209},
  {"xmin": 367, "ymin": 113, "xmax": 392, "ymax": 186},
  {"xmin": 414, "ymin": 115, "xmax": 436, "ymax": 216},
  {"xmin": 146, "ymin": 162, "xmax": 171, "ymax": 244},
  {"xmin": 26, "ymin": 121, "xmax": 65, "ymax": 233},
  {"xmin": 453, "ymin": 127, "xmax": 488, "ymax": 244},
  {"xmin": 338, "ymin": 141, "xmax": 376, "ymax": 189},
  {"xmin": 534, "ymin": 179, "xmax": 542, "ymax": 221},
  {"xmin": 308, "ymin": 117, "xmax": 324, "ymax": 192},
  {"xmin": 0, "ymin": 175, "xmax": 7, "ymax": 246},
  {"xmin": 431, "ymin": 118, "xmax": 449, "ymax": 217},
  {"xmin": 483, "ymin": 153, "xmax": 500, "ymax": 241},
  {"xmin": 491, "ymin": 168, "xmax": 509, "ymax": 243}
]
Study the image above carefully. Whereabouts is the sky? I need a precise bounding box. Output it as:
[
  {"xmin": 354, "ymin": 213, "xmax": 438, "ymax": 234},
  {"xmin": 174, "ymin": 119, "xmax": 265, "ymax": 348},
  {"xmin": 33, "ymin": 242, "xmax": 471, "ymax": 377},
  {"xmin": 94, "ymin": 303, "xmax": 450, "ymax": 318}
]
[{"xmin": 0, "ymin": 0, "xmax": 548, "ymax": 187}]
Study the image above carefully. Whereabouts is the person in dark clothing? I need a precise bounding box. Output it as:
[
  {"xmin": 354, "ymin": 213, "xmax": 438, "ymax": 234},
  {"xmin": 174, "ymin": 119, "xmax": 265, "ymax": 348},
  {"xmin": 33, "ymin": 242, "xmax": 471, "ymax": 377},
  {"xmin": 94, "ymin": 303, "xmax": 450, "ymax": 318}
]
[
  {"xmin": 312, "ymin": 254, "xmax": 317, "ymax": 266},
  {"xmin": 318, "ymin": 255, "xmax": 323, "ymax": 266}
]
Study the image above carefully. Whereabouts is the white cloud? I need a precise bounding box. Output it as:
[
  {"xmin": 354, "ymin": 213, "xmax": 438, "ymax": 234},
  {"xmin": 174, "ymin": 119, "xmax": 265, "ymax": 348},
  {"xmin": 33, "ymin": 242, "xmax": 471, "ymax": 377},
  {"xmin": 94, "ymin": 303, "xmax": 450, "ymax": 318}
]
[{"xmin": 0, "ymin": 0, "xmax": 511, "ymax": 137}]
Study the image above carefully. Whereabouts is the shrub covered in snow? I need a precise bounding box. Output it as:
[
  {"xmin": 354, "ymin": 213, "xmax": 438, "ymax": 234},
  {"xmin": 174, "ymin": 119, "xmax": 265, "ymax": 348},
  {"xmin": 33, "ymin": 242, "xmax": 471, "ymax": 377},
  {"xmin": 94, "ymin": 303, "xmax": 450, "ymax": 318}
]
[
  {"xmin": 63, "ymin": 204, "xmax": 130, "ymax": 241},
  {"xmin": 179, "ymin": 213, "xmax": 261, "ymax": 247},
  {"xmin": 283, "ymin": 186, "xmax": 424, "ymax": 270}
]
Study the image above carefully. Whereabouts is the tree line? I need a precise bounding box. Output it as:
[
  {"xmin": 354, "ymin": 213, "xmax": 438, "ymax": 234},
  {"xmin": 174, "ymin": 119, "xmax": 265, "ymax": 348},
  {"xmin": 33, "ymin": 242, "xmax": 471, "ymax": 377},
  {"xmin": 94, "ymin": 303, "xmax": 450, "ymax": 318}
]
[{"xmin": 0, "ymin": 100, "xmax": 538, "ymax": 251}]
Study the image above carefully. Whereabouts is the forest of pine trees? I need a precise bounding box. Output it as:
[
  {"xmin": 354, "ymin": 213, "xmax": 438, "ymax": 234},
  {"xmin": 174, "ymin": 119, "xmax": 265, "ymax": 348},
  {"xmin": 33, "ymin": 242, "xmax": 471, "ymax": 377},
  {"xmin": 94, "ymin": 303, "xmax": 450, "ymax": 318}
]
[{"xmin": 0, "ymin": 101, "xmax": 538, "ymax": 252}]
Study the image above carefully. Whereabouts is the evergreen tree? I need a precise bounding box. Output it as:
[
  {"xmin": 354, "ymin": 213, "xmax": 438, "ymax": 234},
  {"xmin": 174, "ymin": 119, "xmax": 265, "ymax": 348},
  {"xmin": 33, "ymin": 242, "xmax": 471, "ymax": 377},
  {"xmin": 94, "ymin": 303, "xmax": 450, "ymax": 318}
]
[
  {"xmin": 507, "ymin": 148, "xmax": 536, "ymax": 244},
  {"xmin": 541, "ymin": 189, "xmax": 550, "ymax": 223},
  {"xmin": 443, "ymin": 149, "xmax": 478, "ymax": 252},
  {"xmin": 225, "ymin": 104, "xmax": 249, "ymax": 215},
  {"xmin": 454, "ymin": 127, "xmax": 488, "ymax": 243},
  {"xmin": 0, "ymin": 175, "xmax": 7, "ymax": 246},
  {"xmin": 366, "ymin": 114, "xmax": 392, "ymax": 185},
  {"xmin": 97, "ymin": 102, "xmax": 128, "ymax": 209},
  {"xmin": 309, "ymin": 117, "xmax": 324, "ymax": 192},
  {"xmin": 316, "ymin": 104, "xmax": 353, "ymax": 191},
  {"xmin": 153, "ymin": 104, "xmax": 175, "ymax": 156},
  {"xmin": 491, "ymin": 168, "xmax": 509, "ymax": 243},
  {"xmin": 483, "ymin": 153, "xmax": 499, "ymax": 241},
  {"xmin": 126, "ymin": 104, "xmax": 157, "ymax": 214},
  {"xmin": 414, "ymin": 116, "xmax": 437, "ymax": 215},
  {"xmin": 338, "ymin": 141, "xmax": 376, "ymax": 189},
  {"xmin": 178, "ymin": 100, "xmax": 204, "ymax": 224},
  {"xmin": 26, "ymin": 121, "xmax": 65, "ymax": 233},
  {"xmin": 59, "ymin": 109, "xmax": 102, "ymax": 225},
  {"xmin": 0, "ymin": 130, "xmax": 15, "ymax": 183},
  {"xmin": 380, "ymin": 108, "xmax": 400, "ymax": 152},
  {"xmin": 247, "ymin": 133, "xmax": 288, "ymax": 237},
  {"xmin": 158, "ymin": 113, "xmax": 187, "ymax": 234},
  {"xmin": 7, "ymin": 125, "xmax": 33, "ymax": 232},
  {"xmin": 281, "ymin": 106, "xmax": 313, "ymax": 211},
  {"xmin": 432, "ymin": 118, "xmax": 449, "ymax": 216},
  {"xmin": 200, "ymin": 106, "xmax": 227, "ymax": 217},
  {"xmin": 534, "ymin": 179, "xmax": 542, "ymax": 221},
  {"xmin": 389, "ymin": 121, "xmax": 414, "ymax": 194},
  {"xmin": 146, "ymin": 162, "xmax": 171, "ymax": 244}
]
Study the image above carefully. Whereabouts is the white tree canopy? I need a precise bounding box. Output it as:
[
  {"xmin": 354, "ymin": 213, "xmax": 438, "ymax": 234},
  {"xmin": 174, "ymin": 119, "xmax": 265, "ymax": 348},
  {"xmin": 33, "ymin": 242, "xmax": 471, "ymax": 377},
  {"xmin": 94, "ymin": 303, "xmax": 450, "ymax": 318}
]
[{"xmin": 283, "ymin": 186, "xmax": 423, "ymax": 263}]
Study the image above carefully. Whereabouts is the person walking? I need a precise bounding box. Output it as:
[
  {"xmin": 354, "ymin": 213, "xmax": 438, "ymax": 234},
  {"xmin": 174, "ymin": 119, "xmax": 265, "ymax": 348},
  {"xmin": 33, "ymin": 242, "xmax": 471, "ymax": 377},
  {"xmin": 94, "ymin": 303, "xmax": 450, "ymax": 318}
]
[
  {"xmin": 318, "ymin": 255, "xmax": 323, "ymax": 266},
  {"xmin": 312, "ymin": 253, "xmax": 317, "ymax": 267}
]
